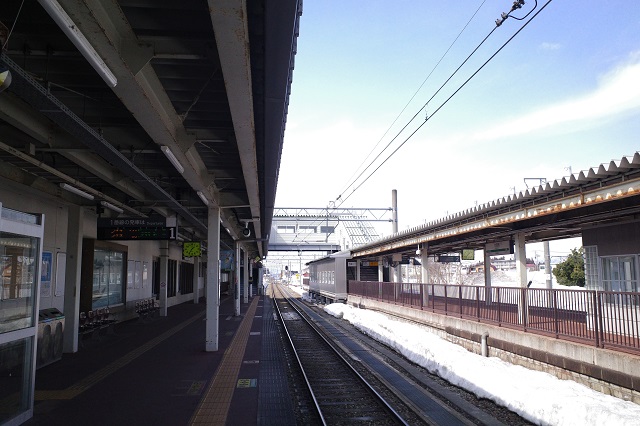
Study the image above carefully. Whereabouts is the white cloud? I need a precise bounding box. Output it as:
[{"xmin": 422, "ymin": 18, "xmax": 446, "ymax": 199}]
[
  {"xmin": 465, "ymin": 54, "xmax": 640, "ymax": 142},
  {"xmin": 276, "ymin": 119, "xmax": 387, "ymax": 206},
  {"xmin": 539, "ymin": 42, "xmax": 561, "ymax": 51}
]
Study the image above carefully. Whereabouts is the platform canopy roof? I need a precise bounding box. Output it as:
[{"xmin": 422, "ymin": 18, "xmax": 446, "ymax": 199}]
[
  {"xmin": 351, "ymin": 153, "xmax": 640, "ymax": 260},
  {"xmin": 0, "ymin": 0, "xmax": 302, "ymax": 257}
]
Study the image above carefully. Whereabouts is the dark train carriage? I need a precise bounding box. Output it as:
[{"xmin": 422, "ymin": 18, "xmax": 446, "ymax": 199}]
[{"xmin": 307, "ymin": 250, "xmax": 354, "ymax": 303}]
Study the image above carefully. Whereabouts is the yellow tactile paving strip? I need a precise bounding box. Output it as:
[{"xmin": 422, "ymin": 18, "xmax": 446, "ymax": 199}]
[
  {"xmin": 189, "ymin": 296, "xmax": 259, "ymax": 425},
  {"xmin": 35, "ymin": 311, "xmax": 205, "ymax": 401}
]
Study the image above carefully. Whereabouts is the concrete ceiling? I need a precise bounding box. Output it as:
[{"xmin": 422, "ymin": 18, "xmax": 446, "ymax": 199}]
[{"xmin": 0, "ymin": 0, "xmax": 302, "ymax": 256}]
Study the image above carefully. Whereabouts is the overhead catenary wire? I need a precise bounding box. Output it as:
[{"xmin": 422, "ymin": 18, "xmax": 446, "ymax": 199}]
[
  {"xmin": 287, "ymin": 1, "xmax": 548, "ymax": 247},
  {"xmin": 338, "ymin": 0, "xmax": 553, "ymax": 207},
  {"xmin": 296, "ymin": 2, "xmax": 491, "ymax": 247},
  {"xmin": 334, "ymin": 2, "xmax": 523, "ymax": 209},
  {"xmin": 336, "ymin": 0, "xmax": 489, "ymax": 201},
  {"xmin": 505, "ymin": 0, "xmax": 538, "ymax": 21},
  {"xmin": 2, "ymin": 0, "xmax": 26, "ymax": 50}
]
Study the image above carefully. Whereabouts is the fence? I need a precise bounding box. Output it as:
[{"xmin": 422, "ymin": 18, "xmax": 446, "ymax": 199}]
[{"xmin": 348, "ymin": 281, "xmax": 640, "ymax": 354}]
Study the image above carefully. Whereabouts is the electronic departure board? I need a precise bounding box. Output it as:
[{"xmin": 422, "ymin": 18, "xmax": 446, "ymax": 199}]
[
  {"xmin": 97, "ymin": 217, "xmax": 176, "ymax": 240},
  {"xmin": 96, "ymin": 226, "xmax": 176, "ymax": 240}
]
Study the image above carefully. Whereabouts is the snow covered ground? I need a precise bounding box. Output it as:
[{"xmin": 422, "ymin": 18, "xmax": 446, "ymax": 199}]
[
  {"xmin": 319, "ymin": 302, "xmax": 640, "ymax": 426},
  {"xmin": 463, "ymin": 269, "xmax": 574, "ymax": 289}
]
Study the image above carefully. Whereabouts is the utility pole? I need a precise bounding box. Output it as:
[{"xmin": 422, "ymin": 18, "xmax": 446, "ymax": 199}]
[
  {"xmin": 392, "ymin": 189, "xmax": 398, "ymax": 234},
  {"xmin": 391, "ymin": 190, "xmax": 400, "ymax": 284},
  {"xmin": 544, "ymin": 241, "xmax": 552, "ymax": 289}
]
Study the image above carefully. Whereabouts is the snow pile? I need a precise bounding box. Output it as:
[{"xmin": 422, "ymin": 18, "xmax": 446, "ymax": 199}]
[
  {"xmin": 324, "ymin": 303, "xmax": 640, "ymax": 426},
  {"xmin": 461, "ymin": 269, "xmax": 586, "ymax": 290}
]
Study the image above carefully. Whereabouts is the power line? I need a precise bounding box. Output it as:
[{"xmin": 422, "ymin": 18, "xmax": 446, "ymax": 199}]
[
  {"xmin": 334, "ymin": 3, "xmax": 512, "ymax": 208},
  {"xmin": 336, "ymin": 0, "xmax": 489, "ymax": 201},
  {"xmin": 286, "ymin": 1, "xmax": 548, "ymax": 246},
  {"xmin": 335, "ymin": 23, "xmax": 499, "ymax": 208},
  {"xmin": 338, "ymin": 0, "xmax": 553, "ymax": 206}
]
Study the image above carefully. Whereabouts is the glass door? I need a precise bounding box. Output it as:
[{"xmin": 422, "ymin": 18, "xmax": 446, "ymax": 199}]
[{"xmin": 0, "ymin": 203, "xmax": 44, "ymax": 425}]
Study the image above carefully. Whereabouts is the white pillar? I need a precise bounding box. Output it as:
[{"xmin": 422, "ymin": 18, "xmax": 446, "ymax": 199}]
[
  {"xmin": 514, "ymin": 232, "xmax": 528, "ymax": 325},
  {"xmin": 63, "ymin": 205, "xmax": 83, "ymax": 353},
  {"xmin": 392, "ymin": 255, "xmax": 401, "ymax": 301},
  {"xmin": 515, "ymin": 233, "xmax": 527, "ymax": 287},
  {"xmin": 420, "ymin": 249, "xmax": 429, "ymax": 284},
  {"xmin": 243, "ymin": 247, "xmax": 249, "ymax": 303},
  {"xmin": 249, "ymin": 259, "xmax": 254, "ymax": 297},
  {"xmin": 193, "ymin": 256, "xmax": 200, "ymax": 304},
  {"xmin": 484, "ymin": 249, "xmax": 493, "ymax": 304},
  {"xmin": 391, "ymin": 189, "xmax": 398, "ymax": 234},
  {"xmin": 483, "ymin": 249, "xmax": 492, "ymax": 289},
  {"xmin": 378, "ymin": 258, "xmax": 384, "ymax": 281},
  {"xmin": 356, "ymin": 259, "xmax": 361, "ymax": 281},
  {"xmin": 235, "ymin": 242, "xmax": 241, "ymax": 316},
  {"xmin": 159, "ymin": 240, "xmax": 169, "ymax": 317},
  {"xmin": 544, "ymin": 241, "xmax": 552, "ymax": 289},
  {"xmin": 258, "ymin": 267, "xmax": 264, "ymax": 295},
  {"xmin": 206, "ymin": 206, "xmax": 220, "ymax": 351},
  {"xmin": 420, "ymin": 247, "xmax": 429, "ymax": 306}
]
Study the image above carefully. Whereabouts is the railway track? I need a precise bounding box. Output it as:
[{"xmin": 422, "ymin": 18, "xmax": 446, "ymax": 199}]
[
  {"xmin": 273, "ymin": 283, "xmax": 533, "ymax": 426},
  {"xmin": 272, "ymin": 284, "xmax": 410, "ymax": 425}
]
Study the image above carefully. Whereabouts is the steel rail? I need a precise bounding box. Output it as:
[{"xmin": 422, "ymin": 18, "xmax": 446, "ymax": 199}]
[{"xmin": 273, "ymin": 284, "xmax": 410, "ymax": 426}]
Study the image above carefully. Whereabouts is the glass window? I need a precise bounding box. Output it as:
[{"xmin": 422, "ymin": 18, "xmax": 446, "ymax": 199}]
[
  {"xmin": 92, "ymin": 249, "xmax": 125, "ymax": 309},
  {"xmin": 0, "ymin": 233, "xmax": 40, "ymax": 333},
  {"xmin": 601, "ymin": 256, "xmax": 637, "ymax": 292},
  {"xmin": 0, "ymin": 338, "xmax": 34, "ymax": 424},
  {"xmin": 583, "ymin": 246, "xmax": 599, "ymax": 290},
  {"xmin": 168, "ymin": 259, "xmax": 177, "ymax": 297},
  {"xmin": 179, "ymin": 262, "xmax": 195, "ymax": 294}
]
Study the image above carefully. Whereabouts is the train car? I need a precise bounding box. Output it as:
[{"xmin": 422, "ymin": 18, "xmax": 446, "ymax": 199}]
[{"xmin": 307, "ymin": 250, "xmax": 355, "ymax": 304}]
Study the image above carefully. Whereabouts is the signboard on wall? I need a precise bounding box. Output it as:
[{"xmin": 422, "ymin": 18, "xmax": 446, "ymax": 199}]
[
  {"xmin": 97, "ymin": 217, "xmax": 177, "ymax": 240},
  {"xmin": 221, "ymin": 250, "xmax": 234, "ymax": 270},
  {"xmin": 97, "ymin": 218, "xmax": 167, "ymax": 227},
  {"xmin": 437, "ymin": 255, "xmax": 460, "ymax": 263},
  {"xmin": 96, "ymin": 226, "xmax": 177, "ymax": 240},
  {"xmin": 485, "ymin": 240, "xmax": 514, "ymax": 255},
  {"xmin": 461, "ymin": 249, "xmax": 475, "ymax": 260},
  {"xmin": 40, "ymin": 251, "xmax": 52, "ymax": 298}
]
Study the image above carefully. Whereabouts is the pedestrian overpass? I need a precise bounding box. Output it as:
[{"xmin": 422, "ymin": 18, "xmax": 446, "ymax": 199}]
[{"xmin": 267, "ymin": 207, "xmax": 393, "ymax": 252}]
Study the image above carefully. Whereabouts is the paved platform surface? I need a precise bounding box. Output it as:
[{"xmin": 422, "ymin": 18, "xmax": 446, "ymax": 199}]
[{"xmin": 25, "ymin": 292, "xmax": 296, "ymax": 426}]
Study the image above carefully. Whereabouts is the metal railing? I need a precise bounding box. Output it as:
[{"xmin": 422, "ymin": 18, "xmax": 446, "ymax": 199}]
[{"xmin": 349, "ymin": 281, "xmax": 640, "ymax": 354}]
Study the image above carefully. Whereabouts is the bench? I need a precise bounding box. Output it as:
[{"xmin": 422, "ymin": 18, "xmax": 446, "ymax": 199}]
[
  {"xmin": 78, "ymin": 308, "xmax": 117, "ymax": 344},
  {"xmin": 135, "ymin": 298, "xmax": 159, "ymax": 320}
]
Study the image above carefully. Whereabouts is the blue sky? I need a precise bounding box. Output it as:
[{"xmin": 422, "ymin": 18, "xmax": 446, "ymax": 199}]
[{"xmin": 275, "ymin": 1, "xmax": 640, "ymax": 238}]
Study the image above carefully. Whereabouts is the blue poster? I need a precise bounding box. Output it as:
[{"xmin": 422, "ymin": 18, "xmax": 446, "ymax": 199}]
[
  {"xmin": 220, "ymin": 250, "xmax": 235, "ymax": 271},
  {"xmin": 41, "ymin": 251, "xmax": 52, "ymax": 282},
  {"xmin": 41, "ymin": 251, "xmax": 53, "ymax": 298}
]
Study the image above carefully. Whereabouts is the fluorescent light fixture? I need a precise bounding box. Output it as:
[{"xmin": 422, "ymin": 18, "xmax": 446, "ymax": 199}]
[
  {"xmin": 60, "ymin": 183, "xmax": 94, "ymax": 200},
  {"xmin": 38, "ymin": 0, "xmax": 117, "ymax": 88},
  {"xmin": 100, "ymin": 201, "xmax": 124, "ymax": 214},
  {"xmin": 160, "ymin": 146, "xmax": 184, "ymax": 174},
  {"xmin": 197, "ymin": 191, "xmax": 209, "ymax": 206}
]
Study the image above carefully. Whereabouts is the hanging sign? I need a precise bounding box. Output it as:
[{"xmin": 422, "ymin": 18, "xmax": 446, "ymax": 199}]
[{"xmin": 485, "ymin": 240, "xmax": 514, "ymax": 255}]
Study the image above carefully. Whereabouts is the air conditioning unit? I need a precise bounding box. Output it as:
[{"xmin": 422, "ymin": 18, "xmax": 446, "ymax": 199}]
[{"xmin": 37, "ymin": 308, "xmax": 65, "ymax": 369}]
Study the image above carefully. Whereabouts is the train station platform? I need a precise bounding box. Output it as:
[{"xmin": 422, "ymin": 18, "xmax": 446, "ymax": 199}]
[{"xmin": 25, "ymin": 292, "xmax": 297, "ymax": 426}]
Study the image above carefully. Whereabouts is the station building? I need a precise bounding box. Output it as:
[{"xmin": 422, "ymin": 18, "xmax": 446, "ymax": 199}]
[{"xmin": 0, "ymin": 1, "xmax": 302, "ymax": 424}]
